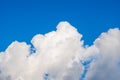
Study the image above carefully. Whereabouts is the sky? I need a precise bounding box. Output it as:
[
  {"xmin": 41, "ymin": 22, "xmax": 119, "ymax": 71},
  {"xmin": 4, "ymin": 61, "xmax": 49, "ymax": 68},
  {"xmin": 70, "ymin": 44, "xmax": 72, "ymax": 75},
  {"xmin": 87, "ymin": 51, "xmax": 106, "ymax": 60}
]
[
  {"xmin": 0, "ymin": 0, "xmax": 120, "ymax": 80},
  {"xmin": 0, "ymin": 0, "xmax": 120, "ymax": 51}
]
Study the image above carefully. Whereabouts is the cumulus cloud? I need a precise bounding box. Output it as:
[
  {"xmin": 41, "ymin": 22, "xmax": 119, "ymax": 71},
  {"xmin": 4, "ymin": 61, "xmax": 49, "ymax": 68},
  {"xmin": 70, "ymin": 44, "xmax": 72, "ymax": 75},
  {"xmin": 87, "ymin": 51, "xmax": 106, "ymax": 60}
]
[
  {"xmin": 0, "ymin": 21, "xmax": 120, "ymax": 80},
  {"xmin": 85, "ymin": 28, "xmax": 120, "ymax": 80}
]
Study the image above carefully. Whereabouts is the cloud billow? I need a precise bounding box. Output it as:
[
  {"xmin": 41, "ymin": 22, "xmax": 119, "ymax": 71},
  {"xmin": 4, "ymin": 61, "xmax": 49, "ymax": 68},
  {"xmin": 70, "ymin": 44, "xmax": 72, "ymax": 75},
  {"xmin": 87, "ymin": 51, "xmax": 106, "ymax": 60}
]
[{"xmin": 0, "ymin": 22, "xmax": 120, "ymax": 80}]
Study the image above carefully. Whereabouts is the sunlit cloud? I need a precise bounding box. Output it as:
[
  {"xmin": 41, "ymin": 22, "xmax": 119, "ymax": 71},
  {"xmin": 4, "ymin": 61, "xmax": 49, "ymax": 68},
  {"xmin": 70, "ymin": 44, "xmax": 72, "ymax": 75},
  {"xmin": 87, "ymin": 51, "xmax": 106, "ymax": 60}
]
[{"xmin": 0, "ymin": 22, "xmax": 120, "ymax": 80}]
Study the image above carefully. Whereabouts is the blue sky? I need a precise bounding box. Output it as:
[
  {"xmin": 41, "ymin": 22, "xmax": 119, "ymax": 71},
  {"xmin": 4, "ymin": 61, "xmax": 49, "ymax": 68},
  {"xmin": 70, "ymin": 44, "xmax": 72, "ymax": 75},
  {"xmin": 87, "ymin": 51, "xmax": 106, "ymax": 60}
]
[{"xmin": 0, "ymin": 0, "xmax": 120, "ymax": 51}]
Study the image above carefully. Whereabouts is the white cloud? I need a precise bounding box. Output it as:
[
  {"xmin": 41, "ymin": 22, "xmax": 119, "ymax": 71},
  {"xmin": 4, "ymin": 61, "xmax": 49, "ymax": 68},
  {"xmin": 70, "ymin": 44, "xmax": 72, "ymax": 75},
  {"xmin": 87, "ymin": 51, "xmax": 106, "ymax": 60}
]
[
  {"xmin": 0, "ymin": 21, "xmax": 120, "ymax": 80},
  {"xmin": 85, "ymin": 28, "xmax": 120, "ymax": 80}
]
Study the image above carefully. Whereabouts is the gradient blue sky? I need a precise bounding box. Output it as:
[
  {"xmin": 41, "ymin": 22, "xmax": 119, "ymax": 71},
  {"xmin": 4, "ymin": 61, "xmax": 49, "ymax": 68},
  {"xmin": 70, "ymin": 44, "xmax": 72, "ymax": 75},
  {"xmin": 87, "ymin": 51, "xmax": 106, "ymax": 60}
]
[{"xmin": 0, "ymin": 0, "xmax": 120, "ymax": 51}]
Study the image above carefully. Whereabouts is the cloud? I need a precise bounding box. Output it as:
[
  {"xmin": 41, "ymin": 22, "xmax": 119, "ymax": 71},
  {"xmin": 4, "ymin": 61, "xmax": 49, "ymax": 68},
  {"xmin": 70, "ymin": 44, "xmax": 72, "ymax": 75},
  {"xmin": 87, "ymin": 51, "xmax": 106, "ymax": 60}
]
[
  {"xmin": 0, "ymin": 21, "xmax": 120, "ymax": 80},
  {"xmin": 85, "ymin": 28, "xmax": 120, "ymax": 80}
]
